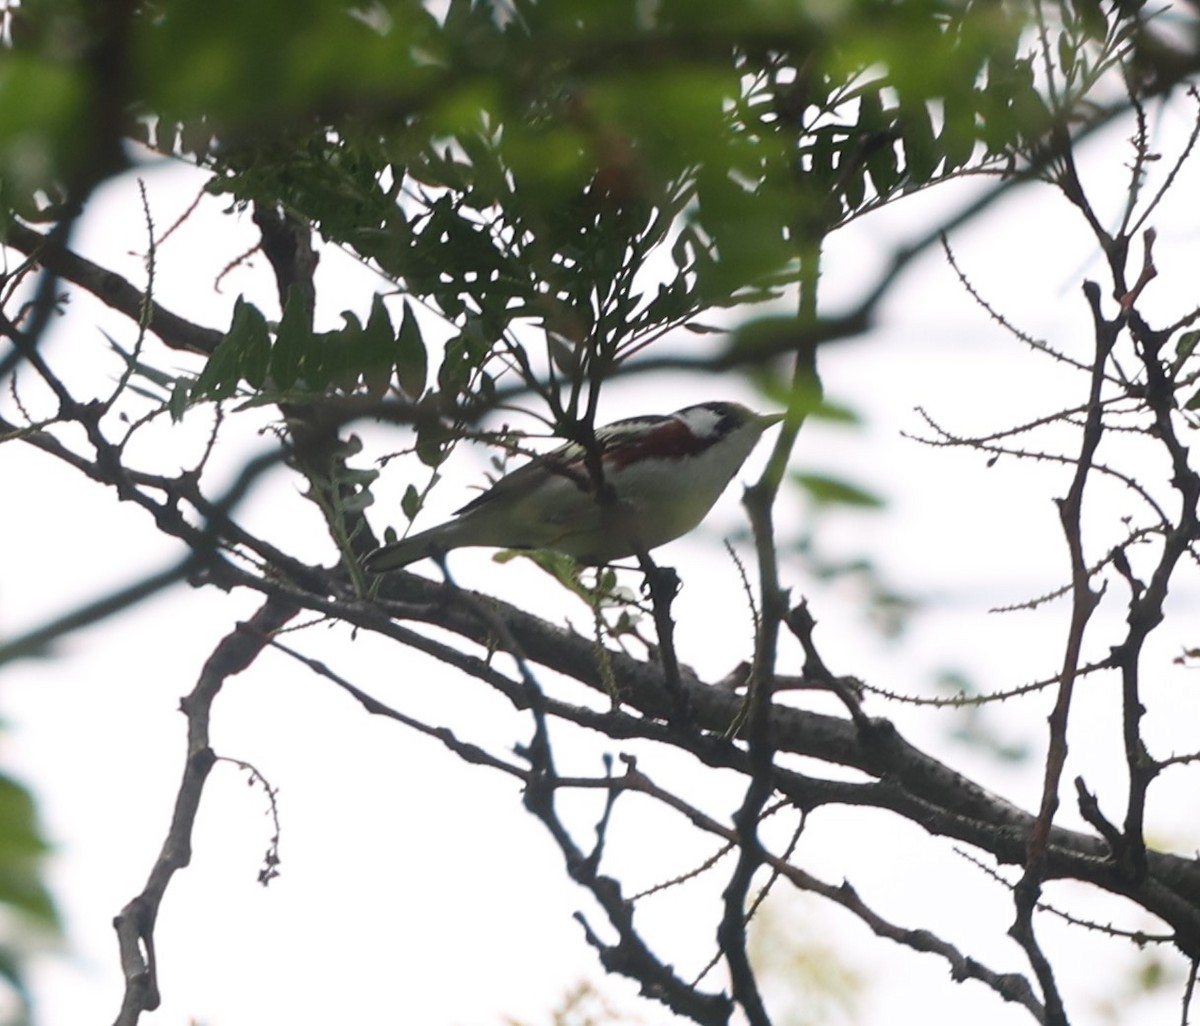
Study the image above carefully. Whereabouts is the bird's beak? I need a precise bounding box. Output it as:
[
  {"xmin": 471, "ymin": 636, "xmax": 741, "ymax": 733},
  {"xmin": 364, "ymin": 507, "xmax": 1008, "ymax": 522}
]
[{"xmin": 758, "ymin": 411, "xmax": 786, "ymax": 428}]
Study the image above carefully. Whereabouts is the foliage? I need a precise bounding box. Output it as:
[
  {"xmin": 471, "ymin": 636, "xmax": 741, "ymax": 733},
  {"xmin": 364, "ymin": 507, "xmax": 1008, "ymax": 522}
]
[
  {"xmin": 0, "ymin": 765, "xmax": 58, "ymax": 1026},
  {"xmin": 9, "ymin": 0, "xmax": 1098, "ymax": 423},
  {"xmin": 4, "ymin": 0, "xmax": 1200, "ymax": 1025}
]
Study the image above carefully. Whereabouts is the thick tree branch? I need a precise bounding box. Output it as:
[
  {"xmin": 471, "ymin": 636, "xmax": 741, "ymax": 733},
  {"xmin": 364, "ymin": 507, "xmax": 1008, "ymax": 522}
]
[
  {"xmin": 174, "ymin": 558, "xmax": 1200, "ymax": 953},
  {"xmin": 2, "ymin": 222, "xmax": 225, "ymax": 356}
]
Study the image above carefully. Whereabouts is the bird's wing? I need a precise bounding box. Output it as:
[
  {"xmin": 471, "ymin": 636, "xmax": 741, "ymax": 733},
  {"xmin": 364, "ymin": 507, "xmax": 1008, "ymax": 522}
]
[
  {"xmin": 452, "ymin": 414, "xmax": 677, "ymax": 517},
  {"xmin": 452, "ymin": 439, "xmax": 584, "ymax": 516}
]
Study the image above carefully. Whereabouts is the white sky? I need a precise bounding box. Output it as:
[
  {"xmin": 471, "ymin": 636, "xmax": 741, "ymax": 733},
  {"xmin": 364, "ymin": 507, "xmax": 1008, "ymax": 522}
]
[{"xmin": 4, "ymin": 93, "xmax": 1200, "ymax": 1026}]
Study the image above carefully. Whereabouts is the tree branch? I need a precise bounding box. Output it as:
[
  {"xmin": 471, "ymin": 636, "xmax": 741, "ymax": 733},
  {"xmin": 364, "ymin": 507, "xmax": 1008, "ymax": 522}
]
[
  {"xmin": 111, "ymin": 597, "xmax": 298, "ymax": 1026},
  {"xmin": 2, "ymin": 221, "xmax": 224, "ymax": 356}
]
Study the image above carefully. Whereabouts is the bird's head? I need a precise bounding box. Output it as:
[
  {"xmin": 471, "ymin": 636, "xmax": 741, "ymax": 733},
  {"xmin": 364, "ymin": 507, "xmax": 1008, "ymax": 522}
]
[{"xmin": 596, "ymin": 401, "xmax": 782, "ymax": 475}]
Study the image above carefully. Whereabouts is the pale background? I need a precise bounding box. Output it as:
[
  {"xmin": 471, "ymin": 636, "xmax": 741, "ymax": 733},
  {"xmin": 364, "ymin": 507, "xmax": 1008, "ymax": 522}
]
[{"xmin": 4, "ymin": 95, "xmax": 1200, "ymax": 1025}]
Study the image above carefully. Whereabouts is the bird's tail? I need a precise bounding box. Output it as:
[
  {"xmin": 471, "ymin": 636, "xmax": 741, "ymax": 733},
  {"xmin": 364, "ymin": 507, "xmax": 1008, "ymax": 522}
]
[{"xmin": 362, "ymin": 525, "xmax": 447, "ymax": 573}]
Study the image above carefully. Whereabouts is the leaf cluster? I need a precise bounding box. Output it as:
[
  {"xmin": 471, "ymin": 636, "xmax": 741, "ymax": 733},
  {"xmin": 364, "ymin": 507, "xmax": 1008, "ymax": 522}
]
[{"xmin": 100, "ymin": 0, "xmax": 1127, "ymax": 426}]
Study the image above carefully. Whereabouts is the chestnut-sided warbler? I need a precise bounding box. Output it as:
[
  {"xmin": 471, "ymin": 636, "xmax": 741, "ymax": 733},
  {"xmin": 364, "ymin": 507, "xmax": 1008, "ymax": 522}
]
[{"xmin": 363, "ymin": 402, "xmax": 782, "ymax": 572}]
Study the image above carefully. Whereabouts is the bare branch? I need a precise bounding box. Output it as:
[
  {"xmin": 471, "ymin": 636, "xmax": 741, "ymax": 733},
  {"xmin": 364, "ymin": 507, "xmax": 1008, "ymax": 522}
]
[
  {"xmin": 2, "ymin": 221, "xmax": 224, "ymax": 356},
  {"xmin": 111, "ymin": 597, "xmax": 298, "ymax": 1026}
]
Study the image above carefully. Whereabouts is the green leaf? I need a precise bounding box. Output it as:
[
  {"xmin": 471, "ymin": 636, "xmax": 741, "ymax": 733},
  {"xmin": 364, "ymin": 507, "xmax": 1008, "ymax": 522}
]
[
  {"xmin": 0, "ymin": 773, "xmax": 58, "ymax": 931},
  {"xmin": 1057, "ymin": 33, "xmax": 1077, "ymax": 77},
  {"xmin": 325, "ymin": 311, "xmax": 363, "ymax": 392},
  {"xmin": 415, "ymin": 420, "xmax": 454, "ymax": 468},
  {"xmin": 437, "ymin": 316, "xmax": 492, "ymax": 399},
  {"xmin": 194, "ymin": 296, "xmax": 269, "ymax": 402},
  {"xmin": 899, "ymin": 100, "xmax": 939, "ymax": 184},
  {"xmin": 940, "ymin": 88, "xmax": 977, "ymax": 173},
  {"xmin": 865, "ymin": 135, "xmax": 901, "ymax": 198},
  {"xmin": 809, "ymin": 400, "xmax": 863, "ymax": 426},
  {"xmin": 401, "ymin": 483, "xmax": 423, "ymax": 521},
  {"xmin": 340, "ymin": 485, "xmax": 376, "ymax": 514},
  {"xmin": 0, "ymin": 54, "xmax": 86, "ymax": 200},
  {"xmin": 361, "ymin": 294, "xmax": 393, "ymax": 352},
  {"xmin": 169, "ymin": 379, "xmax": 191, "ymax": 422},
  {"xmin": 395, "ymin": 300, "xmax": 428, "ymax": 399},
  {"xmin": 192, "ymin": 330, "xmax": 240, "ymax": 402},
  {"xmin": 856, "ymin": 86, "xmax": 901, "ymax": 198},
  {"xmin": 842, "ymin": 165, "xmax": 865, "ymax": 211},
  {"xmin": 1069, "ymin": 0, "xmax": 1109, "ymax": 43},
  {"xmin": 270, "ymin": 286, "xmax": 313, "ymax": 390},
  {"xmin": 358, "ymin": 293, "xmax": 395, "ymax": 397},
  {"xmin": 1174, "ymin": 329, "xmax": 1200, "ymax": 366},
  {"xmin": 498, "ymin": 547, "xmax": 582, "ymax": 587},
  {"xmin": 791, "ymin": 471, "xmax": 885, "ymax": 509}
]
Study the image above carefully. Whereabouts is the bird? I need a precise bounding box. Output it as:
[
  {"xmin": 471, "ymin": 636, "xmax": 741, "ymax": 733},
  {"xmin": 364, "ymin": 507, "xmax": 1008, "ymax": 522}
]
[{"xmin": 363, "ymin": 401, "xmax": 783, "ymax": 572}]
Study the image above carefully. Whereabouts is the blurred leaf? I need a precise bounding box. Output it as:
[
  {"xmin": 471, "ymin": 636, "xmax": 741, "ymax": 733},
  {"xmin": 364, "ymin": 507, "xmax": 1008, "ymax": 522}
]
[
  {"xmin": 0, "ymin": 52, "xmax": 86, "ymax": 203},
  {"xmin": 1069, "ymin": 0, "xmax": 1110, "ymax": 42},
  {"xmin": 791, "ymin": 471, "xmax": 885, "ymax": 509},
  {"xmin": 938, "ymin": 670, "xmax": 1033, "ymax": 763},
  {"xmin": 722, "ymin": 316, "xmax": 809, "ymax": 364},
  {"xmin": 858, "ymin": 87, "xmax": 901, "ymax": 198},
  {"xmin": 940, "ymin": 87, "xmax": 978, "ymax": 172},
  {"xmin": 0, "ymin": 764, "xmax": 60, "ymax": 1024},
  {"xmin": 105, "ymin": 333, "xmax": 175, "ymax": 391},
  {"xmin": 899, "ymin": 99, "xmax": 939, "ymax": 183},
  {"xmin": 0, "ymin": 774, "xmax": 57, "ymax": 928},
  {"xmin": 808, "ymin": 399, "xmax": 863, "ymax": 425}
]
